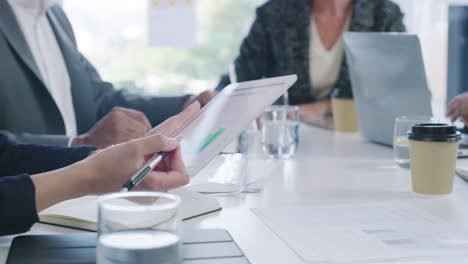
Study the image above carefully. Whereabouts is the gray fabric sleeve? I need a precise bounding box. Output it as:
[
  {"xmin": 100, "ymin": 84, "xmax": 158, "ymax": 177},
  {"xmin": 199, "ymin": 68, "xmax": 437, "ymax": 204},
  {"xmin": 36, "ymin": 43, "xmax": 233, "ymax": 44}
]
[{"xmin": 0, "ymin": 130, "xmax": 70, "ymax": 146}]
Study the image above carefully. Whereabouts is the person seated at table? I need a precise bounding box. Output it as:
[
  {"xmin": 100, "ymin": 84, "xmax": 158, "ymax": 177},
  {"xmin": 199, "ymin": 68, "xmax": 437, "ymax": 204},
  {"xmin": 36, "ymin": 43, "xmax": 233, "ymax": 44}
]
[
  {"xmin": 447, "ymin": 92, "xmax": 468, "ymax": 125},
  {"xmin": 215, "ymin": 0, "xmax": 405, "ymax": 123},
  {"xmin": 0, "ymin": 0, "xmax": 214, "ymax": 148},
  {"xmin": 0, "ymin": 103, "xmax": 200, "ymax": 236}
]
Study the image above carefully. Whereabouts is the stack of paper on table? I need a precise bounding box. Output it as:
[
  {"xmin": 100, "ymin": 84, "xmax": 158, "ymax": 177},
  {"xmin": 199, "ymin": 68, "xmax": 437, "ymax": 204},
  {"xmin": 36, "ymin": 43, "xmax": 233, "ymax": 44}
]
[
  {"xmin": 252, "ymin": 203, "xmax": 468, "ymax": 263},
  {"xmin": 39, "ymin": 188, "xmax": 221, "ymax": 231}
]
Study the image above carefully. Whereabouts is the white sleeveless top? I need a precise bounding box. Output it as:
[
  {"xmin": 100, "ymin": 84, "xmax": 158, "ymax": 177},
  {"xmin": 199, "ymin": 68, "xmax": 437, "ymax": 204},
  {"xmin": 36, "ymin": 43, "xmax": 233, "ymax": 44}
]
[{"xmin": 309, "ymin": 13, "xmax": 352, "ymax": 100}]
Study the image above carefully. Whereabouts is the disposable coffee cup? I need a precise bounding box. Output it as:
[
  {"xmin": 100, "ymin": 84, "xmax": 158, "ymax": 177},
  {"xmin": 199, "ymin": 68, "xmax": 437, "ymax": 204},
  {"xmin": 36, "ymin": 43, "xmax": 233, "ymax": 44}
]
[
  {"xmin": 408, "ymin": 124, "xmax": 461, "ymax": 195},
  {"xmin": 331, "ymin": 87, "xmax": 359, "ymax": 133}
]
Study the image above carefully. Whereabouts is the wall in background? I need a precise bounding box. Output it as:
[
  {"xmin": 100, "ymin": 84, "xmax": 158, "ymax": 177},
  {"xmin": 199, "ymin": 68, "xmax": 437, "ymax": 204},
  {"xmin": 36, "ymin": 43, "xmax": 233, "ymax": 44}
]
[
  {"xmin": 393, "ymin": 0, "xmax": 468, "ymax": 116},
  {"xmin": 64, "ymin": 0, "xmax": 467, "ymax": 116},
  {"xmin": 63, "ymin": 0, "xmax": 265, "ymax": 96}
]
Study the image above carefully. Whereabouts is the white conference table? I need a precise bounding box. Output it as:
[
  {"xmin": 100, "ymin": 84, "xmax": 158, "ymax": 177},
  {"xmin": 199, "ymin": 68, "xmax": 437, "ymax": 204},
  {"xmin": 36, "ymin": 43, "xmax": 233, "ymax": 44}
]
[{"xmin": 2, "ymin": 125, "xmax": 468, "ymax": 264}]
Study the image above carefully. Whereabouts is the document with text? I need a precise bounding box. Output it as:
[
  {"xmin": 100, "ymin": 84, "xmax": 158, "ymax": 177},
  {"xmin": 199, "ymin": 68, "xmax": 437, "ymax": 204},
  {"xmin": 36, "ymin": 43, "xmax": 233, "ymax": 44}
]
[{"xmin": 253, "ymin": 204, "xmax": 468, "ymax": 263}]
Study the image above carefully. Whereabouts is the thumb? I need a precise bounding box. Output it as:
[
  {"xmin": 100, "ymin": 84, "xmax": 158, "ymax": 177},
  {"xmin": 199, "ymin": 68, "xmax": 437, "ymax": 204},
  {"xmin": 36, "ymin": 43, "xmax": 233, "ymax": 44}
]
[
  {"xmin": 172, "ymin": 101, "xmax": 200, "ymax": 130},
  {"xmin": 134, "ymin": 134, "xmax": 179, "ymax": 156},
  {"xmin": 149, "ymin": 101, "xmax": 201, "ymax": 136}
]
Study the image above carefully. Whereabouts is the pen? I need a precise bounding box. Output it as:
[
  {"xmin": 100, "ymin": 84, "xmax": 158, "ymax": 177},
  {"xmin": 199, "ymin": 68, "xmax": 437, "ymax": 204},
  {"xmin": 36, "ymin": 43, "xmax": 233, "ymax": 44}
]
[{"xmin": 120, "ymin": 136, "xmax": 182, "ymax": 192}]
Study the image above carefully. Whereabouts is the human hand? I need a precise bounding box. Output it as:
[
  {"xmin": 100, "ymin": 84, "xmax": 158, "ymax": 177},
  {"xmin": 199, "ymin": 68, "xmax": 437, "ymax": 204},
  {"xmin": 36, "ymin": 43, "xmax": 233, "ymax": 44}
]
[
  {"xmin": 298, "ymin": 100, "xmax": 332, "ymax": 122},
  {"xmin": 148, "ymin": 101, "xmax": 201, "ymax": 137},
  {"xmin": 71, "ymin": 107, "xmax": 152, "ymax": 149},
  {"xmin": 183, "ymin": 90, "xmax": 216, "ymax": 109},
  {"xmin": 447, "ymin": 93, "xmax": 468, "ymax": 123},
  {"xmin": 81, "ymin": 134, "xmax": 188, "ymax": 195},
  {"xmin": 83, "ymin": 101, "xmax": 201, "ymax": 194}
]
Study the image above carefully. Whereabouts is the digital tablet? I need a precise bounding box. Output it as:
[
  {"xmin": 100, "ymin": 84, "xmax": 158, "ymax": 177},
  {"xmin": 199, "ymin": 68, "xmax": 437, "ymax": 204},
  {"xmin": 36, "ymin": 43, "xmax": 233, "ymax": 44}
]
[{"xmin": 176, "ymin": 75, "xmax": 297, "ymax": 176}]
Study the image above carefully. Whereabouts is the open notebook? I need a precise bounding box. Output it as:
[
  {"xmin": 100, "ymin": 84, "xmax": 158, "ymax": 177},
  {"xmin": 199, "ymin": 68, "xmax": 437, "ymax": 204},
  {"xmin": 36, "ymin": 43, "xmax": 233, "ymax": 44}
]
[{"xmin": 39, "ymin": 188, "xmax": 221, "ymax": 231}]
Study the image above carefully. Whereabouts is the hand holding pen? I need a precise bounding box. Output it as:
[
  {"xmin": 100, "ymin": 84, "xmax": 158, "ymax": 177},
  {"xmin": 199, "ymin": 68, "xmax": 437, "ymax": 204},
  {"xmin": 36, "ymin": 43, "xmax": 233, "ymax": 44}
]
[
  {"xmin": 118, "ymin": 102, "xmax": 200, "ymax": 192},
  {"xmin": 121, "ymin": 136, "xmax": 183, "ymax": 192},
  {"xmin": 77, "ymin": 134, "xmax": 188, "ymax": 197}
]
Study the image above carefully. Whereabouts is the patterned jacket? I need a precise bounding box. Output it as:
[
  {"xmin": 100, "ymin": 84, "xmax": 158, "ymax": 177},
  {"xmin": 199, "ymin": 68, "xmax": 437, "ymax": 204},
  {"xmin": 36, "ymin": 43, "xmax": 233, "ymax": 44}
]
[{"xmin": 216, "ymin": 0, "xmax": 406, "ymax": 105}]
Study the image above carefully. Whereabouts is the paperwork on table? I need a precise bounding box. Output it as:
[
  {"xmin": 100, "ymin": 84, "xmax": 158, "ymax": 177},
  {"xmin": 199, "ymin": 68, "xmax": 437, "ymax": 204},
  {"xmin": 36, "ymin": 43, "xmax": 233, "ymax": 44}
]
[{"xmin": 252, "ymin": 203, "xmax": 468, "ymax": 263}]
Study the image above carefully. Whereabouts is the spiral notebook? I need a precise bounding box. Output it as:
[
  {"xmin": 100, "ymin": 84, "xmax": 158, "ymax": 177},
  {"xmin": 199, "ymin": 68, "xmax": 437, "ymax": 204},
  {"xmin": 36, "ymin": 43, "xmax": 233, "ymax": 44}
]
[{"xmin": 39, "ymin": 188, "xmax": 222, "ymax": 231}]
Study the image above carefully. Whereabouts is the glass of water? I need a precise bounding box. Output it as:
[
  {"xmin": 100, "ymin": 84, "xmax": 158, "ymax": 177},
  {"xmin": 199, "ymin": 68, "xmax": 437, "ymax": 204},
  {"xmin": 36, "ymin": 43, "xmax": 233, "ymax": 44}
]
[
  {"xmin": 97, "ymin": 192, "xmax": 181, "ymax": 264},
  {"xmin": 394, "ymin": 116, "xmax": 435, "ymax": 168},
  {"xmin": 261, "ymin": 105, "xmax": 300, "ymax": 159}
]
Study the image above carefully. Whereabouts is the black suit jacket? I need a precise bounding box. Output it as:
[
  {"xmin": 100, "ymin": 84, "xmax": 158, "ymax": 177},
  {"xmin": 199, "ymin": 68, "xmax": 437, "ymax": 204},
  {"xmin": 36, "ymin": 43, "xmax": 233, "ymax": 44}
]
[
  {"xmin": 0, "ymin": 134, "xmax": 95, "ymax": 236},
  {"xmin": 0, "ymin": 1, "xmax": 189, "ymax": 145},
  {"xmin": 216, "ymin": 0, "xmax": 406, "ymax": 105}
]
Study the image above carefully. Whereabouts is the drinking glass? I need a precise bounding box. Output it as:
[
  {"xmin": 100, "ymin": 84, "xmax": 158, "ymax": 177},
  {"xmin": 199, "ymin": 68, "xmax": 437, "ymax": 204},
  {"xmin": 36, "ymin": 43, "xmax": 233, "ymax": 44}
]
[
  {"xmin": 261, "ymin": 106, "xmax": 300, "ymax": 159},
  {"xmin": 394, "ymin": 116, "xmax": 435, "ymax": 168},
  {"xmin": 97, "ymin": 192, "xmax": 182, "ymax": 264}
]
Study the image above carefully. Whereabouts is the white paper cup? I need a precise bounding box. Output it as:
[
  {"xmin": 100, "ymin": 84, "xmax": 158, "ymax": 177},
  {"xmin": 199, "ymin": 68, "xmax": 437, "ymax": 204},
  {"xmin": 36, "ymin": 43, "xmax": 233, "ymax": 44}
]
[{"xmin": 408, "ymin": 124, "xmax": 461, "ymax": 195}]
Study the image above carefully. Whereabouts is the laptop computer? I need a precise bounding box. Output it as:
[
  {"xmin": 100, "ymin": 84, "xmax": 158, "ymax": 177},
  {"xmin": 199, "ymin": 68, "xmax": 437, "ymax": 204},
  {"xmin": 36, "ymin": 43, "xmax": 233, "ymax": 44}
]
[
  {"xmin": 343, "ymin": 33, "xmax": 433, "ymax": 146},
  {"xmin": 7, "ymin": 229, "xmax": 250, "ymax": 264}
]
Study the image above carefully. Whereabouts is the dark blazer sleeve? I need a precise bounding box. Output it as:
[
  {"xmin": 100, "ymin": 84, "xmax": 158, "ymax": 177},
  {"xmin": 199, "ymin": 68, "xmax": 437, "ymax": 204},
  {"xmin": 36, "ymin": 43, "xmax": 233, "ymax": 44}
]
[
  {"xmin": 10, "ymin": 133, "xmax": 70, "ymax": 146},
  {"xmin": 78, "ymin": 53, "xmax": 190, "ymax": 126},
  {"xmin": 0, "ymin": 174, "xmax": 38, "ymax": 236},
  {"xmin": 0, "ymin": 135, "xmax": 96, "ymax": 236},
  {"xmin": 52, "ymin": 6, "xmax": 190, "ymax": 127},
  {"xmin": 90, "ymin": 76, "xmax": 191, "ymax": 126},
  {"xmin": 0, "ymin": 135, "xmax": 96, "ymax": 176},
  {"xmin": 215, "ymin": 5, "xmax": 273, "ymax": 91}
]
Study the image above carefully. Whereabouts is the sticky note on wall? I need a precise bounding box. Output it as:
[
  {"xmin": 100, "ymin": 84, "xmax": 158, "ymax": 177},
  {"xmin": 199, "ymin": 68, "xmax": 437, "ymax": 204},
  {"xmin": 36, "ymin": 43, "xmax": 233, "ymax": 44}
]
[{"xmin": 148, "ymin": 0, "xmax": 197, "ymax": 48}]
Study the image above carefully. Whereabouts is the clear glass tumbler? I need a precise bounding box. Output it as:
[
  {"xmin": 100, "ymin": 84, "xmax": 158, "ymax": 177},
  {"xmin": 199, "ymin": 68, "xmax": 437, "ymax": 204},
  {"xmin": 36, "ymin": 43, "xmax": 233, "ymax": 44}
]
[
  {"xmin": 394, "ymin": 116, "xmax": 435, "ymax": 168},
  {"xmin": 97, "ymin": 192, "xmax": 182, "ymax": 264},
  {"xmin": 261, "ymin": 106, "xmax": 300, "ymax": 159}
]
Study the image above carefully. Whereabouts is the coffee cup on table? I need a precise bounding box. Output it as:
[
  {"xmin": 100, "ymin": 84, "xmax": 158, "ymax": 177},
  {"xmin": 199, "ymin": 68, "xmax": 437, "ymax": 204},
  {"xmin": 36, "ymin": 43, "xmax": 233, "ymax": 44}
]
[
  {"xmin": 408, "ymin": 124, "xmax": 461, "ymax": 195},
  {"xmin": 331, "ymin": 87, "xmax": 359, "ymax": 133}
]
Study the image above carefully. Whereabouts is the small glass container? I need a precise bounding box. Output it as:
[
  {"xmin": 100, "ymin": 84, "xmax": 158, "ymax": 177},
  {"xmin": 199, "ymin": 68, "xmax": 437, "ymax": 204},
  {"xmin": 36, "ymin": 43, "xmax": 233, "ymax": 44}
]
[
  {"xmin": 261, "ymin": 105, "xmax": 300, "ymax": 159},
  {"xmin": 97, "ymin": 192, "xmax": 182, "ymax": 264},
  {"xmin": 393, "ymin": 116, "xmax": 435, "ymax": 168}
]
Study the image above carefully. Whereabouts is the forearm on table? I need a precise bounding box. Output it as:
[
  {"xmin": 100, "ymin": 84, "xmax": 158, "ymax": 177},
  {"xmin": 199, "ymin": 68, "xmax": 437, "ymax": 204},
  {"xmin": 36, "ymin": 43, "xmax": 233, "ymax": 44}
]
[
  {"xmin": 31, "ymin": 162, "xmax": 91, "ymax": 212},
  {"xmin": 299, "ymin": 100, "xmax": 332, "ymax": 112}
]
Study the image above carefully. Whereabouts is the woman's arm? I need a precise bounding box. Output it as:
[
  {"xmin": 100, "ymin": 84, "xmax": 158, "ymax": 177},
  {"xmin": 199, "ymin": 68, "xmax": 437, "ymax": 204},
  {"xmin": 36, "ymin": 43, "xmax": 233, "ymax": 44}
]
[
  {"xmin": 0, "ymin": 135, "xmax": 95, "ymax": 235},
  {"xmin": 298, "ymin": 99, "xmax": 333, "ymax": 123},
  {"xmin": 32, "ymin": 134, "xmax": 186, "ymax": 211},
  {"xmin": 0, "ymin": 104, "xmax": 200, "ymax": 236},
  {"xmin": 0, "ymin": 134, "xmax": 188, "ymax": 236},
  {"xmin": 0, "ymin": 135, "xmax": 96, "ymax": 176}
]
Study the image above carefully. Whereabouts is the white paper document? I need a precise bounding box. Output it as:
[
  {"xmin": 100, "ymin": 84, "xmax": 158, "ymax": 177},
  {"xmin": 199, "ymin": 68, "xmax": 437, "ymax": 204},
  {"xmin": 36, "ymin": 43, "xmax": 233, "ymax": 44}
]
[
  {"xmin": 252, "ymin": 204, "xmax": 468, "ymax": 263},
  {"xmin": 148, "ymin": 0, "xmax": 197, "ymax": 48}
]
